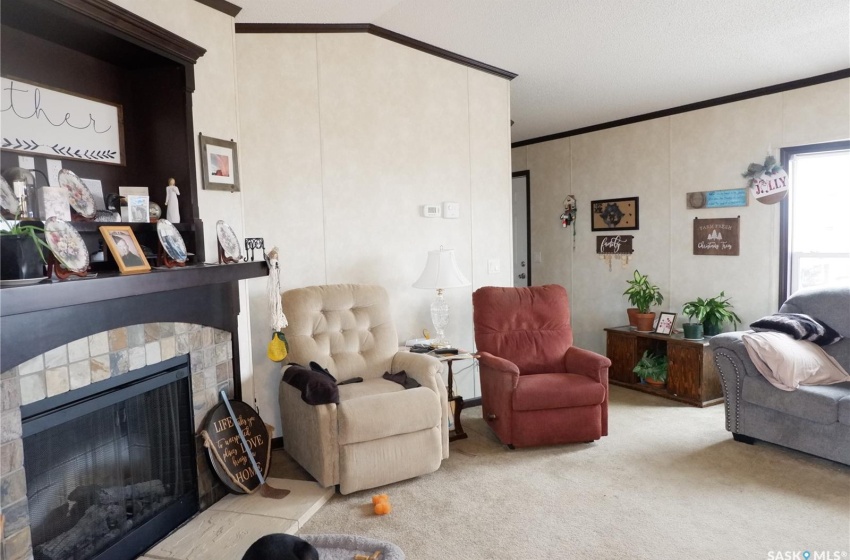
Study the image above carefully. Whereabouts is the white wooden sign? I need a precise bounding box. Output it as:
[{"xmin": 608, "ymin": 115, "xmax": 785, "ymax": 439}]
[
  {"xmin": 1, "ymin": 77, "xmax": 124, "ymax": 165},
  {"xmin": 751, "ymin": 169, "xmax": 788, "ymax": 204}
]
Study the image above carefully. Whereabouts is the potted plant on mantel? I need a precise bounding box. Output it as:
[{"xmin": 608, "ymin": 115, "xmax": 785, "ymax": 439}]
[
  {"xmin": 681, "ymin": 291, "xmax": 742, "ymax": 338},
  {"xmin": 623, "ymin": 270, "xmax": 664, "ymax": 332},
  {"xmin": 0, "ymin": 215, "xmax": 49, "ymax": 281},
  {"xmin": 633, "ymin": 350, "xmax": 668, "ymax": 387}
]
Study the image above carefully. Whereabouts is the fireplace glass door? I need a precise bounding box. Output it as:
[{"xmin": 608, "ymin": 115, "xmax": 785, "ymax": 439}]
[{"xmin": 22, "ymin": 359, "xmax": 197, "ymax": 560}]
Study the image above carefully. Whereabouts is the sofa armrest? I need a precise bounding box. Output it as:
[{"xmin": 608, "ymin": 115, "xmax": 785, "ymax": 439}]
[
  {"xmin": 563, "ymin": 346, "xmax": 611, "ymax": 384},
  {"xmin": 709, "ymin": 332, "xmax": 761, "ymax": 434},
  {"xmin": 391, "ymin": 351, "xmax": 449, "ymax": 459}
]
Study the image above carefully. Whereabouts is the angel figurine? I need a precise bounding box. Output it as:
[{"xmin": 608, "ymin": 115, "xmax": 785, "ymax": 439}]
[{"xmin": 165, "ymin": 178, "xmax": 180, "ymax": 223}]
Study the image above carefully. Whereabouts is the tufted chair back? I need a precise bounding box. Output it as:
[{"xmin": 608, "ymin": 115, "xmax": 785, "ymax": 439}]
[
  {"xmin": 473, "ymin": 284, "xmax": 574, "ymax": 374},
  {"xmin": 282, "ymin": 284, "xmax": 399, "ymax": 382}
]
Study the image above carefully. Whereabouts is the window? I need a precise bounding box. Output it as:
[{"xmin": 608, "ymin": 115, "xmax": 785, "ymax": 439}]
[{"xmin": 779, "ymin": 141, "xmax": 850, "ymax": 306}]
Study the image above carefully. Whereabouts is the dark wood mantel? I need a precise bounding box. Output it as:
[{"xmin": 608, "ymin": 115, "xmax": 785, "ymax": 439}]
[{"xmin": 0, "ymin": 262, "xmax": 267, "ymax": 398}]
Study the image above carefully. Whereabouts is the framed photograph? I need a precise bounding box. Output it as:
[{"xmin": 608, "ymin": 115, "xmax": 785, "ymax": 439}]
[
  {"xmin": 127, "ymin": 195, "xmax": 149, "ymax": 223},
  {"xmin": 591, "ymin": 197, "xmax": 639, "ymax": 231},
  {"xmin": 99, "ymin": 225, "xmax": 151, "ymax": 273},
  {"xmin": 655, "ymin": 312, "xmax": 677, "ymax": 336},
  {"xmin": 199, "ymin": 134, "xmax": 240, "ymax": 192}
]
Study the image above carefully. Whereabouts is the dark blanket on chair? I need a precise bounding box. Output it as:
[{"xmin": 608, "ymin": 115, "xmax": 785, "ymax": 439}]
[{"xmin": 283, "ymin": 362, "xmax": 340, "ymax": 405}]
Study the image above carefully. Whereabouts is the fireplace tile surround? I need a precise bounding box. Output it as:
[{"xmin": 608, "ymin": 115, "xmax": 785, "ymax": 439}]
[{"xmin": 1, "ymin": 322, "xmax": 235, "ymax": 560}]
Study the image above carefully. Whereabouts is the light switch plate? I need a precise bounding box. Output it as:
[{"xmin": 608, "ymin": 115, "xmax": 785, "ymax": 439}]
[
  {"xmin": 443, "ymin": 201, "xmax": 460, "ymax": 219},
  {"xmin": 488, "ymin": 259, "xmax": 500, "ymax": 274}
]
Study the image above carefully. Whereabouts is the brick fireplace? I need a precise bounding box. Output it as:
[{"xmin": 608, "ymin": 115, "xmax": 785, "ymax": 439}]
[{"xmin": 0, "ymin": 263, "xmax": 266, "ymax": 560}]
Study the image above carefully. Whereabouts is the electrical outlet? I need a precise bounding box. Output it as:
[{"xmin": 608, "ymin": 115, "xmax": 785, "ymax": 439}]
[
  {"xmin": 534, "ymin": 251, "xmax": 543, "ymax": 264},
  {"xmin": 488, "ymin": 259, "xmax": 500, "ymax": 274}
]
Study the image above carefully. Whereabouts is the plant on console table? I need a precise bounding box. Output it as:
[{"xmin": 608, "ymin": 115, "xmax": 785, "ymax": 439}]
[
  {"xmin": 623, "ymin": 270, "xmax": 664, "ymax": 332},
  {"xmin": 0, "ymin": 214, "xmax": 49, "ymax": 281},
  {"xmin": 633, "ymin": 350, "xmax": 668, "ymax": 387},
  {"xmin": 682, "ymin": 291, "xmax": 742, "ymax": 338}
]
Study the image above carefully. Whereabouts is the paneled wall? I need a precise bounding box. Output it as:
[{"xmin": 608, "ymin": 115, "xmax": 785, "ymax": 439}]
[
  {"xmin": 512, "ymin": 79, "xmax": 850, "ymax": 354},
  {"xmin": 235, "ymin": 33, "xmax": 513, "ymax": 434}
]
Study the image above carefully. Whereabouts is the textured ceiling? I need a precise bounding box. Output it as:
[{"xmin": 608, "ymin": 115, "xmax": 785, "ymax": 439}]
[{"xmin": 235, "ymin": 0, "xmax": 850, "ymax": 144}]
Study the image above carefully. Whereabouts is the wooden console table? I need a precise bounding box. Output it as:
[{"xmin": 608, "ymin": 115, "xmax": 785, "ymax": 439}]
[{"xmin": 604, "ymin": 326, "xmax": 723, "ymax": 407}]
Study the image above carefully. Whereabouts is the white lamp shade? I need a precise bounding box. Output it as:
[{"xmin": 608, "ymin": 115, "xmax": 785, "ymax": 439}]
[{"xmin": 413, "ymin": 248, "xmax": 471, "ymax": 290}]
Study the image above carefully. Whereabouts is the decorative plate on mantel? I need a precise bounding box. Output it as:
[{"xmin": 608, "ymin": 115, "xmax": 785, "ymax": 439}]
[
  {"xmin": 0, "ymin": 176, "xmax": 19, "ymax": 215},
  {"xmin": 157, "ymin": 219, "xmax": 187, "ymax": 263},
  {"xmin": 216, "ymin": 220, "xmax": 242, "ymax": 261},
  {"xmin": 44, "ymin": 217, "xmax": 89, "ymax": 273},
  {"xmin": 57, "ymin": 169, "xmax": 97, "ymax": 219}
]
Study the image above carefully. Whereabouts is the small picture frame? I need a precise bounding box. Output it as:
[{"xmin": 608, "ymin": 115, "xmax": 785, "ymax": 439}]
[
  {"xmin": 591, "ymin": 197, "xmax": 639, "ymax": 231},
  {"xmin": 199, "ymin": 134, "xmax": 240, "ymax": 192},
  {"xmin": 100, "ymin": 225, "xmax": 151, "ymax": 273},
  {"xmin": 655, "ymin": 312, "xmax": 677, "ymax": 336}
]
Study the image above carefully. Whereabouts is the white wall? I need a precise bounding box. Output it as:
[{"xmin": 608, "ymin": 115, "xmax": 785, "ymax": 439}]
[
  {"xmin": 235, "ymin": 33, "xmax": 513, "ymax": 434},
  {"xmin": 512, "ymin": 79, "xmax": 850, "ymax": 354},
  {"xmin": 107, "ymin": 0, "xmax": 257, "ymax": 400}
]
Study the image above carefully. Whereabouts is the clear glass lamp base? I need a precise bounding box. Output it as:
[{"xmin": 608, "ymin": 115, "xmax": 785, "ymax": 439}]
[{"xmin": 430, "ymin": 290, "xmax": 450, "ymax": 348}]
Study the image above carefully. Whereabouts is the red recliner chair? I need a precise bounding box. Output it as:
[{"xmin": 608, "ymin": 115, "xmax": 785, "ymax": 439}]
[{"xmin": 472, "ymin": 285, "xmax": 611, "ymax": 448}]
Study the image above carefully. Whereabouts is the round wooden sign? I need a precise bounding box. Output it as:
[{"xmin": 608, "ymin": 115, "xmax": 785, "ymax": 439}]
[{"xmin": 201, "ymin": 399, "xmax": 271, "ymax": 494}]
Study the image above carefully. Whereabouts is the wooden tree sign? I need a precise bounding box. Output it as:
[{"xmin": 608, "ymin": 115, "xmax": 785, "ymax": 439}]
[
  {"xmin": 693, "ymin": 217, "xmax": 740, "ymax": 256},
  {"xmin": 201, "ymin": 399, "xmax": 272, "ymax": 494}
]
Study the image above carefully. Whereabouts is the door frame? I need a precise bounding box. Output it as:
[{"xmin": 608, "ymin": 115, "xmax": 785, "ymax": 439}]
[{"xmin": 512, "ymin": 170, "xmax": 532, "ymax": 286}]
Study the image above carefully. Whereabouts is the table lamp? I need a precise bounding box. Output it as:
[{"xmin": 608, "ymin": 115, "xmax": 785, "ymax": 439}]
[{"xmin": 413, "ymin": 248, "xmax": 470, "ymax": 348}]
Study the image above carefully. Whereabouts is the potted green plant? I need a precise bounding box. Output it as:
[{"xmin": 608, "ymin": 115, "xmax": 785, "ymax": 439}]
[
  {"xmin": 633, "ymin": 350, "xmax": 668, "ymax": 387},
  {"xmin": 681, "ymin": 291, "xmax": 742, "ymax": 337},
  {"xmin": 0, "ymin": 214, "xmax": 49, "ymax": 281},
  {"xmin": 623, "ymin": 270, "xmax": 664, "ymax": 332}
]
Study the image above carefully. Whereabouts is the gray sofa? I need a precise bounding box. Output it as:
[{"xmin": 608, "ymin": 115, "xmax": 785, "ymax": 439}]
[{"xmin": 709, "ymin": 285, "xmax": 850, "ymax": 465}]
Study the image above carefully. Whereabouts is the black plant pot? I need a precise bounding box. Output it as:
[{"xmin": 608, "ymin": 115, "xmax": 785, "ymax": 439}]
[{"xmin": 0, "ymin": 234, "xmax": 45, "ymax": 280}]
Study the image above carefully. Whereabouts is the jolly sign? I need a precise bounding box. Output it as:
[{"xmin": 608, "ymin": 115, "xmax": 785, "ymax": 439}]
[{"xmin": 751, "ymin": 169, "xmax": 788, "ymax": 205}]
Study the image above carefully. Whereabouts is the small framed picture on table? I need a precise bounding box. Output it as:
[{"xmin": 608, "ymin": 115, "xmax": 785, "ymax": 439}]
[{"xmin": 655, "ymin": 312, "xmax": 676, "ymax": 335}]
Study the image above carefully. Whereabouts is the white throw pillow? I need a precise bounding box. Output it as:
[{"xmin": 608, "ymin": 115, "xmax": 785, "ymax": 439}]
[{"xmin": 741, "ymin": 331, "xmax": 850, "ymax": 391}]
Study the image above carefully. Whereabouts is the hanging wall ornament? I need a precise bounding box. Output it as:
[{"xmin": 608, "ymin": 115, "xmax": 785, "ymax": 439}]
[
  {"xmin": 742, "ymin": 155, "xmax": 788, "ymax": 205},
  {"xmin": 559, "ymin": 195, "xmax": 577, "ymax": 250},
  {"xmin": 266, "ymin": 247, "xmax": 290, "ymax": 362}
]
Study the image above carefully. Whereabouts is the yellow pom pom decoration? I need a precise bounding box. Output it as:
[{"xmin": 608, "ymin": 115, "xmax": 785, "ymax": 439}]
[{"xmin": 267, "ymin": 332, "xmax": 288, "ymax": 362}]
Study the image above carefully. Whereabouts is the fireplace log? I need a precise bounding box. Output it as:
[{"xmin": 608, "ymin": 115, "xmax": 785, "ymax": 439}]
[
  {"xmin": 34, "ymin": 504, "xmax": 124, "ymax": 560},
  {"xmin": 68, "ymin": 480, "xmax": 167, "ymax": 506}
]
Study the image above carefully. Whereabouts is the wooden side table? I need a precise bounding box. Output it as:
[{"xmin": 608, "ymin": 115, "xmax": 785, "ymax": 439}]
[{"xmin": 435, "ymin": 353, "xmax": 475, "ymax": 442}]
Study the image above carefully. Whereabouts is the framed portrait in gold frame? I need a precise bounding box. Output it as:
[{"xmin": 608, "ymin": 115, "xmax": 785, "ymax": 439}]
[{"xmin": 99, "ymin": 225, "xmax": 151, "ymax": 273}]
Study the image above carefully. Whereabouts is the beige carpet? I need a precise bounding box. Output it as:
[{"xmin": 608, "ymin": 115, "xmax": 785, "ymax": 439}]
[{"xmin": 294, "ymin": 386, "xmax": 850, "ymax": 559}]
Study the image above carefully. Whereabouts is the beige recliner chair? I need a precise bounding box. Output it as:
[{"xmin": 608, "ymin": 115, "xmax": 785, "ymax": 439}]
[{"xmin": 279, "ymin": 284, "xmax": 449, "ymax": 494}]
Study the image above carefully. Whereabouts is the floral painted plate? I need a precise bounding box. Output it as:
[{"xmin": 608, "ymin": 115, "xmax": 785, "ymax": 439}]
[
  {"xmin": 44, "ymin": 218, "xmax": 89, "ymax": 273},
  {"xmin": 57, "ymin": 169, "xmax": 97, "ymax": 219},
  {"xmin": 157, "ymin": 219, "xmax": 187, "ymax": 262},
  {"xmin": 0, "ymin": 176, "xmax": 19, "ymax": 215},
  {"xmin": 216, "ymin": 220, "xmax": 242, "ymax": 261}
]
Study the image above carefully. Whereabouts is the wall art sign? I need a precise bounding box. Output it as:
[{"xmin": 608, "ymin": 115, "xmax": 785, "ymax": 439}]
[
  {"xmin": 686, "ymin": 188, "xmax": 748, "ymax": 209},
  {"xmin": 200, "ymin": 399, "xmax": 272, "ymax": 494},
  {"xmin": 596, "ymin": 235, "xmax": 634, "ymax": 255},
  {"xmin": 693, "ymin": 217, "xmax": 740, "ymax": 256},
  {"xmin": 199, "ymin": 134, "xmax": 240, "ymax": 192},
  {"xmin": 1, "ymin": 76, "xmax": 124, "ymax": 165},
  {"xmin": 591, "ymin": 197, "xmax": 639, "ymax": 231},
  {"xmin": 751, "ymin": 168, "xmax": 788, "ymax": 204}
]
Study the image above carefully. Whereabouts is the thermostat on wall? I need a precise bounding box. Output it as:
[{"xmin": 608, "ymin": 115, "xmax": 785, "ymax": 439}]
[{"xmin": 422, "ymin": 204, "xmax": 441, "ymax": 218}]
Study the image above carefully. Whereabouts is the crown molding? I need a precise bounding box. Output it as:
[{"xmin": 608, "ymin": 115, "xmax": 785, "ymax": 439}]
[{"xmin": 235, "ymin": 23, "xmax": 517, "ymax": 81}]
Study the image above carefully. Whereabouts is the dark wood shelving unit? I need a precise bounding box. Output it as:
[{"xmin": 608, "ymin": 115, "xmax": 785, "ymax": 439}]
[
  {"xmin": 1, "ymin": 0, "xmax": 207, "ymax": 261},
  {"xmin": 605, "ymin": 326, "xmax": 723, "ymax": 407}
]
